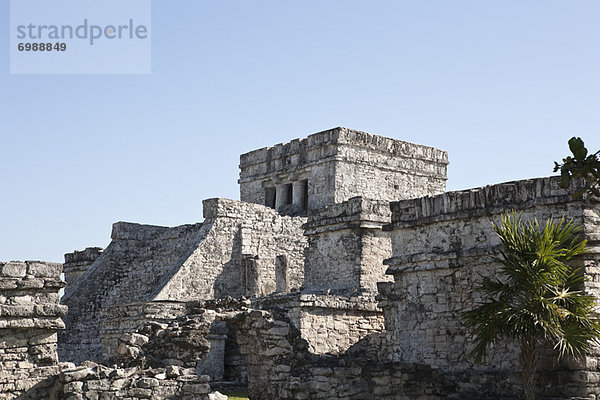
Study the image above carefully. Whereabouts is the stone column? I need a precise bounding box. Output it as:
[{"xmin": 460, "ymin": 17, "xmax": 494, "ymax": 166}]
[
  {"xmin": 292, "ymin": 181, "xmax": 306, "ymax": 211},
  {"xmin": 0, "ymin": 261, "xmax": 67, "ymax": 399},
  {"xmin": 275, "ymin": 184, "xmax": 289, "ymax": 211}
]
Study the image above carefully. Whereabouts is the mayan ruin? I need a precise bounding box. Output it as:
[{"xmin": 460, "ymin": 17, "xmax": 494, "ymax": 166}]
[{"xmin": 1, "ymin": 126, "xmax": 599, "ymax": 400}]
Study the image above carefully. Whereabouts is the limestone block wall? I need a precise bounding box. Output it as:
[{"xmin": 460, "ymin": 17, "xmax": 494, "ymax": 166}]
[
  {"xmin": 63, "ymin": 247, "xmax": 103, "ymax": 296},
  {"xmin": 300, "ymin": 303, "xmax": 384, "ymax": 354},
  {"xmin": 239, "ymin": 129, "xmax": 339, "ymax": 211},
  {"xmin": 303, "ymin": 197, "xmax": 393, "ymax": 295},
  {"xmin": 230, "ymin": 308, "xmax": 516, "ymax": 400},
  {"xmin": 60, "ymin": 222, "xmax": 209, "ymax": 363},
  {"xmin": 99, "ymin": 301, "xmax": 190, "ymax": 361},
  {"xmin": 239, "ymin": 127, "xmax": 448, "ymax": 213},
  {"xmin": 332, "ymin": 128, "xmax": 448, "ymax": 203},
  {"xmin": 255, "ymin": 293, "xmax": 386, "ymax": 356},
  {"xmin": 0, "ymin": 261, "xmax": 66, "ymax": 399},
  {"xmin": 153, "ymin": 198, "xmax": 307, "ymax": 301},
  {"xmin": 61, "ymin": 198, "xmax": 307, "ymax": 364},
  {"xmin": 52, "ymin": 361, "xmax": 212, "ymax": 400},
  {"xmin": 381, "ymin": 176, "xmax": 600, "ymax": 398}
]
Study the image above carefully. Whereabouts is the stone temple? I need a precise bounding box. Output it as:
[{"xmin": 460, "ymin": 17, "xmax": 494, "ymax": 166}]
[{"xmin": 1, "ymin": 127, "xmax": 599, "ymax": 399}]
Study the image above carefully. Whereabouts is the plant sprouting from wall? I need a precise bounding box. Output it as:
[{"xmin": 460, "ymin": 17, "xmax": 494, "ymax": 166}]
[{"xmin": 554, "ymin": 137, "xmax": 600, "ymax": 197}]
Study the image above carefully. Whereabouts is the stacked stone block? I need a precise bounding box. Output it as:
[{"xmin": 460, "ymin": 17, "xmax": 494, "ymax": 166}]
[
  {"xmin": 53, "ymin": 361, "xmax": 212, "ymax": 400},
  {"xmin": 62, "ymin": 247, "xmax": 103, "ymax": 296},
  {"xmin": 255, "ymin": 293, "xmax": 385, "ymax": 356},
  {"xmin": 239, "ymin": 127, "xmax": 448, "ymax": 213},
  {"xmin": 0, "ymin": 261, "xmax": 66, "ymax": 399},
  {"xmin": 303, "ymin": 196, "xmax": 393, "ymax": 295},
  {"xmin": 61, "ymin": 198, "xmax": 307, "ymax": 364},
  {"xmin": 381, "ymin": 177, "xmax": 600, "ymax": 398}
]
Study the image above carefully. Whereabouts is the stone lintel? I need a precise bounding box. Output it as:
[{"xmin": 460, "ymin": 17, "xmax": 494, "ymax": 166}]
[{"xmin": 303, "ymin": 197, "xmax": 391, "ymax": 234}]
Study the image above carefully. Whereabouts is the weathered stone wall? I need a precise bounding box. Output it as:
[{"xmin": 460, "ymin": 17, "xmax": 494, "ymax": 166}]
[
  {"xmin": 61, "ymin": 198, "xmax": 307, "ymax": 364},
  {"xmin": 154, "ymin": 198, "xmax": 307, "ymax": 301},
  {"xmin": 60, "ymin": 222, "xmax": 209, "ymax": 363},
  {"xmin": 101, "ymin": 300, "xmax": 233, "ymax": 383},
  {"xmin": 239, "ymin": 127, "xmax": 448, "ymax": 212},
  {"xmin": 295, "ymin": 296, "xmax": 384, "ymax": 355},
  {"xmin": 303, "ymin": 197, "xmax": 393, "ymax": 295},
  {"xmin": 52, "ymin": 361, "xmax": 213, "ymax": 400},
  {"xmin": 255, "ymin": 293, "xmax": 385, "ymax": 356},
  {"xmin": 63, "ymin": 247, "xmax": 103, "ymax": 297},
  {"xmin": 99, "ymin": 301, "xmax": 190, "ymax": 361},
  {"xmin": 381, "ymin": 177, "xmax": 600, "ymax": 398},
  {"xmin": 0, "ymin": 261, "xmax": 66, "ymax": 399},
  {"xmin": 332, "ymin": 128, "xmax": 448, "ymax": 203},
  {"xmin": 230, "ymin": 307, "xmax": 519, "ymax": 400}
]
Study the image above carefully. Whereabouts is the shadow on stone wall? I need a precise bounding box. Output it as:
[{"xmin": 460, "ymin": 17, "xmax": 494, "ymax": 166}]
[
  {"xmin": 227, "ymin": 306, "xmax": 594, "ymax": 400},
  {"xmin": 213, "ymin": 229, "xmax": 243, "ymax": 299},
  {"xmin": 14, "ymin": 376, "xmax": 57, "ymax": 400}
]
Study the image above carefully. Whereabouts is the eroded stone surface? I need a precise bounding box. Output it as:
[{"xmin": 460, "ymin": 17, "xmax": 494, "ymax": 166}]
[
  {"xmin": 5, "ymin": 128, "xmax": 600, "ymax": 400},
  {"xmin": 0, "ymin": 261, "xmax": 65, "ymax": 400},
  {"xmin": 60, "ymin": 199, "xmax": 307, "ymax": 364},
  {"xmin": 239, "ymin": 127, "xmax": 448, "ymax": 213}
]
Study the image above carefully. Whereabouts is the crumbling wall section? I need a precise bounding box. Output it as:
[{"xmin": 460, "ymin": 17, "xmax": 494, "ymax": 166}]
[
  {"xmin": 255, "ymin": 293, "xmax": 385, "ymax": 356},
  {"xmin": 0, "ymin": 261, "xmax": 66, "ymax": 399},
  {"xmin": 60, "ymin": 222, "xmax": 208, "ymax": 363},
  {"xmin": 62, "ymin": 247, "xmax": 103, "ymax": 297},
  {"xmin": 53, "ymin": 299, "xmax": 248, "ymax": 399},
  {"xmin": 230, "ymin": 308, "xmax": 517, "ymax": 400},
  {"xmin": 99, "ymin": 301, "xmax": 190, "ymax": 361},
  {"xmin": 381, "ymin": 177, "xmax": 600, "ymax": 398},
  {"xmin": 154, "ymin": 198, "xmax": 307, "ymax": 301},
  {"xmin": 52, "ymin": 361, "xmax": 213, "ymax": 400}
]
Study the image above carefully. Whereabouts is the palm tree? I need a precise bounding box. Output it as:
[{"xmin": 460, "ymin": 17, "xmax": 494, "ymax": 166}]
[{"xmin": 463, "ymin": 213, "xmax": 600, "ymax": 400}]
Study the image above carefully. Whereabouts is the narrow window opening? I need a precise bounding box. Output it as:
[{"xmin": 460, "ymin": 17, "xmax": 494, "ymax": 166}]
[
  {"xmin": 265, "ymin": 187, "xmax": 276, "ymax": 209},
  {"xmin": 285, "ymin": 183, "xmax": 293, "ymax": 205}
]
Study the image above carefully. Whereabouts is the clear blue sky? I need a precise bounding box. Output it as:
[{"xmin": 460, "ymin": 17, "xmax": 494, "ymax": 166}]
[{"xmin": 1, "ymin": 1, "xmax": 599, "ymax": 263}]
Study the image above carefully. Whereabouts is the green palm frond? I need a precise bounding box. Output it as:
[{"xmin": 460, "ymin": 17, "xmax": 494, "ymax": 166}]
[{"xmin": 463, "ymin": 212, "xmax": 599, "ymax": 366}]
